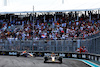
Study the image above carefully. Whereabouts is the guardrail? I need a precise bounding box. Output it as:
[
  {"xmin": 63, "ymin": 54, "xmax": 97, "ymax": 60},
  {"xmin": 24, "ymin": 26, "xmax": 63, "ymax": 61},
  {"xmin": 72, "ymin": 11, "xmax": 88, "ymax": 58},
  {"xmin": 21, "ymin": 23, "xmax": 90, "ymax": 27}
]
[{"xmin": 0, "ymin": 51, "xmax": 100, "ymax": 63}]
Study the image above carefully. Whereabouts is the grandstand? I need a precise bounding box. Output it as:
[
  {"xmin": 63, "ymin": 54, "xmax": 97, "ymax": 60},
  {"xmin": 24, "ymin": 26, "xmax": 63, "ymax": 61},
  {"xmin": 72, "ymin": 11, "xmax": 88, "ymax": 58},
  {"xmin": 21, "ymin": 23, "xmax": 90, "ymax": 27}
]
[
  {"xmin": 0, "ymin": 10, "xmax": 100, "ymax": 40},
  {"xmin": 0, "ymin": 0, "xmax": 100, "ymax": 54}
]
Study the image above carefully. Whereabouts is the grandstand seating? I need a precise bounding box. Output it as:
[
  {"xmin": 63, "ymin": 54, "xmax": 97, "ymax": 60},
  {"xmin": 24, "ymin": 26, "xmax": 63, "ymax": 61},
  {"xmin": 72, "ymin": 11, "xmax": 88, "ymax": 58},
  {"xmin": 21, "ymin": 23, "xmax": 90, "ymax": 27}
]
[{"xmin": 0, "ymin": 13, "xmax": 100, "ymax": 40}]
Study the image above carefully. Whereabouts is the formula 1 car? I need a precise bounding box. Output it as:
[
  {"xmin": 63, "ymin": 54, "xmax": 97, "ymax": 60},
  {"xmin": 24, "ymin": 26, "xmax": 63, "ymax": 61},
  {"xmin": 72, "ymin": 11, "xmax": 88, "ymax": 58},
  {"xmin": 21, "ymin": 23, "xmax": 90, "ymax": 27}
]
[
  {"xmin": 17, "ymin": 51, "xmax": 36, "ymax": 57},
  {"xmin": 44, "ymin": 53, "xmax": 62, "ymax": 63}
]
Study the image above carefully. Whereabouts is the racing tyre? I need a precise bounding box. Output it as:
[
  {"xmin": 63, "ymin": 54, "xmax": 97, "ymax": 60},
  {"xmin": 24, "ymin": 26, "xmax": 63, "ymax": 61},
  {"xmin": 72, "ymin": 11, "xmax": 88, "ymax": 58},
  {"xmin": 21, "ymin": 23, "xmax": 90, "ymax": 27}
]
[
  {"xmin": 17, "ymin": 53, "xmax": 20, "ymax": 57},
  {"xmin": 23, "ymin": 54, "xmax": 27, "ymax": 57},
  {"xmin": 59, "ymin": 57, "xmax": 62, "ymax": 63},
  {"xmin": 44, "ymin": 57, "xmax": 48, "ymax": 63},
  {"xmin": 33, "ymin": 54, "xmax": 36, "ymax": 57}
]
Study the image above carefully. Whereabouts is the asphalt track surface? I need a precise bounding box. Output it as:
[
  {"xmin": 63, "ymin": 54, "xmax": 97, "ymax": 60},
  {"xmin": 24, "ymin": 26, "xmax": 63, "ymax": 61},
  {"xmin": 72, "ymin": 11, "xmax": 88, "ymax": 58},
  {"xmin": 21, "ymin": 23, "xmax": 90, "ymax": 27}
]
[{"xmin": 0, "ymin": 56, "xmax": 90, "ymax": 67}]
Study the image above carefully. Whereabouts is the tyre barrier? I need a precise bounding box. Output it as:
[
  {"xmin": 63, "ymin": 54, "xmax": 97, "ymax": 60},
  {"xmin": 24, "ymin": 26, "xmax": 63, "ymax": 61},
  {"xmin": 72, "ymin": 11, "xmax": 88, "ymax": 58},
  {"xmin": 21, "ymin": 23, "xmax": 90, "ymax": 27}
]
[{"xmin": 0, "ymin": 51, "xmax": 100, "ymax": 62}]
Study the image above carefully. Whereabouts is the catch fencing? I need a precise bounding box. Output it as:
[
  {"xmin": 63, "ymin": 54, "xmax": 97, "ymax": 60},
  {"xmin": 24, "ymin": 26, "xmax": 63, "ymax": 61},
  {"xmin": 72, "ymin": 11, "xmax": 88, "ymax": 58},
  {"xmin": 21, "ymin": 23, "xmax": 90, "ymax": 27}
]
[{"xmin": 0, "ymin": 36, "xmax": 100, "ymax": 54}]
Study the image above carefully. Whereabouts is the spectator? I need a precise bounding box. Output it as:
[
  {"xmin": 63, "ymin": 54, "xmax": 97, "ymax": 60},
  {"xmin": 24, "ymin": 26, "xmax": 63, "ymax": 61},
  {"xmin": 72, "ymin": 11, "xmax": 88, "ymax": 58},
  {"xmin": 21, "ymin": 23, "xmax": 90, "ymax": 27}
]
[
  {"xmin": 0, "ymin": 13, "xmax": 100, "ymax": 40},
  {"xmin": 83, "ymin": 46, "xmax": 88, "ymax": 53},
  {"xmin": 79, "ymin": 46, "xmax": 83, "ymax": 53}
]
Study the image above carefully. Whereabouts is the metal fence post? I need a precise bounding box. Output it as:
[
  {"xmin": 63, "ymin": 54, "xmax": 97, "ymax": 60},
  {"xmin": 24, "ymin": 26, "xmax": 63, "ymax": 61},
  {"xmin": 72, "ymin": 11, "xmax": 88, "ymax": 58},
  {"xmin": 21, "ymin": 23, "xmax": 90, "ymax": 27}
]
[
  {"xmin": 95, "ymin": 39, "xmax": 96, "ymax": 53},
  {"xmin": 77, "ymin": 39, "xmax": 80, "ymax": 48},
  {"xmin": 50, "ymin": 40, "xmax": 51, "ymax": 51},
  {"xmin": 20, "ymin": 40, "xmax": 21, "ymax": 51},
  {"xmin": 55, "ymin": 40, "xmax": 57, "ymax": 51},
  {"xmin": 61, "ymin": 40, "xmax": 63, "ymax": 51},
  {"xmin": 72, "ymin": 39, "xmax": 73, "ymax": 52}
]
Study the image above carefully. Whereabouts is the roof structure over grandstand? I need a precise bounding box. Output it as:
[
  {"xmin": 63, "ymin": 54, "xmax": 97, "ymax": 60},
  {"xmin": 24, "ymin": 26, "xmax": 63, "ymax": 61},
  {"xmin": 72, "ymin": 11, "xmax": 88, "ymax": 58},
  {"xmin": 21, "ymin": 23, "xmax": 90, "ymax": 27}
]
[{"xmin": 0, "ymin": 0, "xmax": 100, "ymax": 13}]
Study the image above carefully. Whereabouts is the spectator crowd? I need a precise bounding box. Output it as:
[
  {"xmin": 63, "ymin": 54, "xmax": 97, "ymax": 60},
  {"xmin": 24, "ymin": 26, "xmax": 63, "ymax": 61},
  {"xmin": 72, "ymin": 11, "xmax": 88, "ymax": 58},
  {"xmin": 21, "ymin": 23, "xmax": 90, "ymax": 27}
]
[{"xmin": 0, "ymin": 13, "xmax": 100, "ymax": 40}]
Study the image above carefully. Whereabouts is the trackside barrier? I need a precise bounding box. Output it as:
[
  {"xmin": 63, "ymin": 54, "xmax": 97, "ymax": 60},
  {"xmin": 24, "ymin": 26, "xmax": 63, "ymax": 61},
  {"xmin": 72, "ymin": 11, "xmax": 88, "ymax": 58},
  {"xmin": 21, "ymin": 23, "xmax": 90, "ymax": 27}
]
[
  {"xmin": 0, "ymin": 51, "xmax": 100, "ymax": 63},
  {"xmin": 0, "ymin": 51, "xmax": 17, "ymax": 56}
]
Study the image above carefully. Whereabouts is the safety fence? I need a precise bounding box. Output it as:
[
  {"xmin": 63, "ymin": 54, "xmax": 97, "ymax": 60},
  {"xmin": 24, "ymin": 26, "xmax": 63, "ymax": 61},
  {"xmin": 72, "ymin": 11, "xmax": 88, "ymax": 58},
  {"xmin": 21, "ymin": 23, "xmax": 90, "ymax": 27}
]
[{"xmin": 0, "ymin": 36, "xmax": 100, "ymax": 54}]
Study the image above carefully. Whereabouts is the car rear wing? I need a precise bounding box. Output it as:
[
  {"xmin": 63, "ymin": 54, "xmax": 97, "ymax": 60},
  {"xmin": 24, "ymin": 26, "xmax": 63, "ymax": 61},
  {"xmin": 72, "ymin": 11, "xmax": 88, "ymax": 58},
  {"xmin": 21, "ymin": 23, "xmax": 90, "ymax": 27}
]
[{"xmin": 44, "ymin": 53, "xmax": 58, "ymax": 56}]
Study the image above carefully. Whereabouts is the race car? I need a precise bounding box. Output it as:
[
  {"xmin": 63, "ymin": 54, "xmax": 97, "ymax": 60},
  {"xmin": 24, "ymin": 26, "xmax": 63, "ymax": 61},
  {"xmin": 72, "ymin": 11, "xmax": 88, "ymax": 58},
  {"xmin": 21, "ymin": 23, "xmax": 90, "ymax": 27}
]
[
  {"xmin": 44, "ymin": 53, "xmax": 62, "ymax": 63},
  {"xmin": 17, "ymin": 51, "xmax": 36, "ymax": 57}
]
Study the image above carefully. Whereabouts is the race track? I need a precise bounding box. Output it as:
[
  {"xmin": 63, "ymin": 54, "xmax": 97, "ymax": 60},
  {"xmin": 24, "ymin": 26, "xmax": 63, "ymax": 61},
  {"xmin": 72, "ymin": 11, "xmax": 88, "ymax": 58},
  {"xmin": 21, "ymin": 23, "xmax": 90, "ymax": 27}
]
[{"xmin": 0, "ymin": 56, "xmax": 90, "ymax": 67}]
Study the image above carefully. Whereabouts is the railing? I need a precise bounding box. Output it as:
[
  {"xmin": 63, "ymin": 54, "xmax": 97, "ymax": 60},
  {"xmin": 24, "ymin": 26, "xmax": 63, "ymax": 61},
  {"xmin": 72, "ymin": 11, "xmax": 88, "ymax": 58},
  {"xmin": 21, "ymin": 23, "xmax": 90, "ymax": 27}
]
[
  {"xmin": 0, "ymin": 50, "xmax": 100, "ymax": 63},
  {"xmin": 0, "ymin": 36, "xmax": 100, "ymax": 54},
  {"xmin": 86, "ymin": 32, "xmax": 100, "ymax": 39}
]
